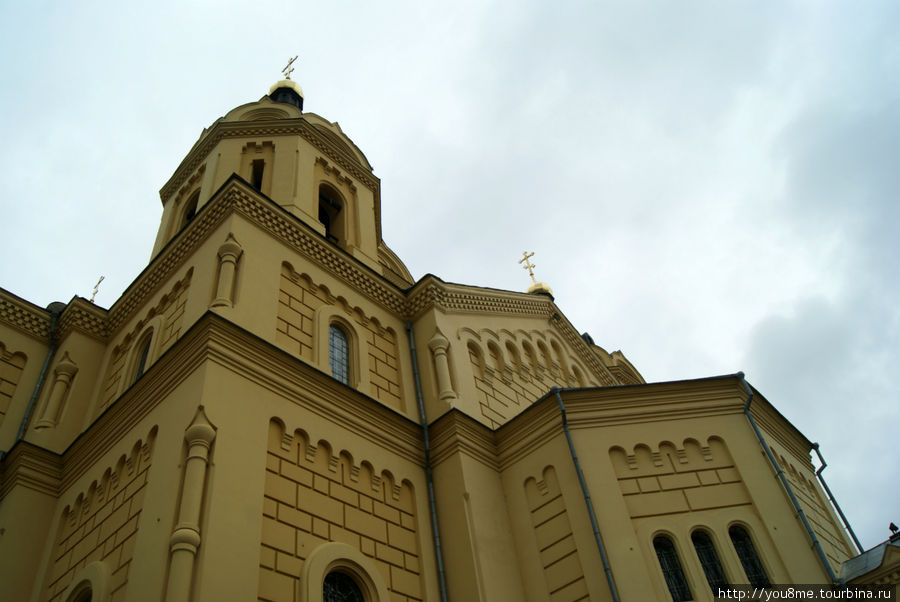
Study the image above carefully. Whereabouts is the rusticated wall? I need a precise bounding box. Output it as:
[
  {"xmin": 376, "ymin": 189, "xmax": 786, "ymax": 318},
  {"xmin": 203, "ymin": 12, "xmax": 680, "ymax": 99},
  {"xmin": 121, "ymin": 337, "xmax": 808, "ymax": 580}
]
[{"xmin": 260, "ymin": 419, "xmax": 422, "ymax": 602}]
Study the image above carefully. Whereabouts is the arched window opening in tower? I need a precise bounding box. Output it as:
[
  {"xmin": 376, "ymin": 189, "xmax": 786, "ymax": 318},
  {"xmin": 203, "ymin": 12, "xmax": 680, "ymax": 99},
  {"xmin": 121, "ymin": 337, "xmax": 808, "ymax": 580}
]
[
  {"xmin": 319, "ymin": 185, "xmax": 343, "ymax": 244},
  {"xmin": 329, "ymin": 324, "xmax": 350, "ymax": 385},
  {"xmin": 132, "ymin": 331, "xmax": 153, "ymax": 384},
  {"xmin": 323, "ymin": 571, "xmax": 364, "ymax": 602},
  {"xmin": 181, "ymin": 190, "xmax": 199, "ymax": 230},
  {"xmin": 251, "ymin": 159, "xmax": 265, "ymax": 191},
  {"xmin": 692, "ymin": 530, "xmax": 729, "ymax": 592},
  {"xmin": 729, "ymin": 525, "xmax": 771, "ymax": 588},
  {"xmin": 654, "ymin": 535, "xmax": 693, "ymax": 602}
]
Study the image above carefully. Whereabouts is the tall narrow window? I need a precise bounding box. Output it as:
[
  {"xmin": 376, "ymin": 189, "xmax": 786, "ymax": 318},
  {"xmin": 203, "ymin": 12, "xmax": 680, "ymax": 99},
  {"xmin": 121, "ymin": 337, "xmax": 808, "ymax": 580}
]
[
  {"xmin": 133, "ymin": 331, "xmax": 153, "ymax": 384},
  {"xmin": 692, "ymin": 531, "xmax": 728, "ymax": 592},
  {"xmin": 329, "ymin": 325, "xmax": 350, "ymax": 385},
  {"xmin": 318, "ymin": 184, "xmax": 343, "ymax": 244},
  {"xmin": 323, "ymin": 571, "xmax": 364, "ymax": 602},
  {"xmin": 729, "ymin": 526, "xmax": 770, "ymax": 587},
  {"xmin": 182, "ymin": 190, "xmax": 199, "ymax": 229},
  {"xmin": 251, "ymin": 159, "xmax": 265, "ymax": 190},
  {"xmin": 654, "ymin": 535, "xmax": 693, "ymax": 602}
]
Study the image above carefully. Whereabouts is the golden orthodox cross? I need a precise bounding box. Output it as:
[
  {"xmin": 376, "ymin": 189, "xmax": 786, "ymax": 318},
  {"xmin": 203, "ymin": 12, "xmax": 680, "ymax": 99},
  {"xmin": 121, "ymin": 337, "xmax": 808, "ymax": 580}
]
[
  {"xmin": 282, "ymin": 55, "xmax": 298, "ymax": 80},
  {"xmin": 90, "ymin": 276, "xmax": 105, "ymax": 303},
  {"xmin": 519, "ymin": 251, "xmax": 537, "ymax": 283}
]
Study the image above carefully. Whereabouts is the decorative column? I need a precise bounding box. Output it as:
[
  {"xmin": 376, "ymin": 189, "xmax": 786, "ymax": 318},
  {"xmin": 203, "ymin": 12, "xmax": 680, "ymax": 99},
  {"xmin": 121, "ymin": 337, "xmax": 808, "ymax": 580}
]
[
  {"xmin": 34, "ymin": 352, "xmax": 78, "ymax": 429},
  {"xmin": 211, "ymin": 233, "xmax": 243, "ymax": 308},
  {"xmin": 165, "ymin": 406, "xmax": 216, "ymax": 602},
  {"xmin": 428, "ymin": 332, "xmax": 457, "ymax": 400}
]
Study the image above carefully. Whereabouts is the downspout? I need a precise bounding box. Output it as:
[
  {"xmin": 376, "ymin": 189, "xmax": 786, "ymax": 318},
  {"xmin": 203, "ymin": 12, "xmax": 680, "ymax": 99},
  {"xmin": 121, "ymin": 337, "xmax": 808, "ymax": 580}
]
[
  {"xmin": 552, "ymin": 388, "xmax": 621, "ymax": 602},
  {"xmin": 737, "ymin": 373, "xmax": 840, "ymax": 584},
  {"xmin": 406, "ymin": 321, "xmax": 449, "ymax": 602},
  {"xmin": 0, "ymin": 302, "xmax": 65, "ymax": 463},
  {"xmin": 812, "ymin": 443, "xmax": 863, "ymax": 554}
]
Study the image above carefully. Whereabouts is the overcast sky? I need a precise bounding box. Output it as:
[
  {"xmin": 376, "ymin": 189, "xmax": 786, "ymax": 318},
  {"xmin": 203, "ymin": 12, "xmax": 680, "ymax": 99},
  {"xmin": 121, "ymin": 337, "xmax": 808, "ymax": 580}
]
[{"xmin": 1, "ymin": 1, "xmax": 897, "ymax": 551}]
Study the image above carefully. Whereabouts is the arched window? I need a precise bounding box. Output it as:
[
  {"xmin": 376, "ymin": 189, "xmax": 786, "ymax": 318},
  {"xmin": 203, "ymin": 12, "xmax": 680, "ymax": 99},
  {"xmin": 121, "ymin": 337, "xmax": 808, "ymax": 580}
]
[
  {"xmin": 319, "ymin": 184, "xmax": 344, "ymax": 244},
  {"xmin": 299, "ymin": 542, "xmax": 389, "ymax": 602},
  {"xmin": 132, "ymin": 330, "xmax": 154, "ymax": 384},
  {"xmin": 323, "ymin": 571, "xmax": 365, "ymax": 602},
  {"xmin": 729, "ymin": 525, "xmax": 770, "ymax": 587},
  {"xmin": 70, "ymin": 588, "xmax": 92, "ymax": 602},
  {"xmin": 181, "ymin": 190, "xmax": 199, "ymax": 229},
  {"xmin": 692, "ymin": 530, "xmax": 728, "ymax": 592},
  {"xmin": 329, "ymin": 324, "xmax": 350, "ymax": 385},
  {"xmin": 653, "ymin": 535, "xmax": 692, "ymax": 602},
  {"xmin": 60, "ymin": 561, "xmax": 109, "ymax": 602}
]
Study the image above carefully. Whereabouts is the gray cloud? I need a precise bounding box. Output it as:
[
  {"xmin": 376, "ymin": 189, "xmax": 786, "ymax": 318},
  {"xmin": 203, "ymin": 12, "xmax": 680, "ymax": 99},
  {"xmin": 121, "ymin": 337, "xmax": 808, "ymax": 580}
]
[{"xmin": 1, "ymin": 0, "xmax": 896, "ymax": 549}]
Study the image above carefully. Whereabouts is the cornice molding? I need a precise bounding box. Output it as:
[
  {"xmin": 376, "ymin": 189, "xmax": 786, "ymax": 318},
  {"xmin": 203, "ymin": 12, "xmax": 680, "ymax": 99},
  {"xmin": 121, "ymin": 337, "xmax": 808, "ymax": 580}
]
[
  {"xmin": 3, "ymin": 312, "xmax": 424, "ymax": 503},
  {"xmin": 405, "ymin": 278, "xmax": 553, "ymax": 319},
  {"xmin": 429, "ymin": 410, "xmax": 499, "ymax": 471},
  {"xmin": 748, "ymin": 399, "xmax": 815, "ymax": 465},
  {"xmin": 0, "ymin": 441, "xmax": 62, "ymax": 500},
  {"xmin": 202, "ymin": 314, "xmax": 424, "ymax": 465},
  {"xmin": 0, "ymin": 288, "xmax": 50, "ymax": 340},
  {"xmin": 160, "ymin": 119, "xmax": 379, "ymax": 203},
  {"xmin": 105, "ymin": 184, "xmax": 235, "ymax": 336},
  {"xmin": 228, "ymin": 183, "xmax": 407, "ymax": 313},
  {"xmin": 492, "ymin": 379, "xmax": 802, "ymax": 468},
  {"xmin": 547, "ymin": 317, "xmax": 618, "ymax": 387},
  {"xmin": 495, "ymin": 398, "xmax": 565, "ymax": 470},
  {"xmin": 58, "ymin": 298, "xmax": 108, "ymax": 342},
  {"xmin": 405, "ymin": 278, "xmax": 620, "ymax": 386},
  {"xmin": 59, "ymin": 315, "xmax": 213, "ymax": 494}
]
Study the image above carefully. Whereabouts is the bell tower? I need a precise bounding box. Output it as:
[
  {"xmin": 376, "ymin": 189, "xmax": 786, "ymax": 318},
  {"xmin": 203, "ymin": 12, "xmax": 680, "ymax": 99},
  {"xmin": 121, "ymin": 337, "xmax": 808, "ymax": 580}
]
[{"xmin": 149, "ymin": 72, "xmax": 399, "ymax": 281}]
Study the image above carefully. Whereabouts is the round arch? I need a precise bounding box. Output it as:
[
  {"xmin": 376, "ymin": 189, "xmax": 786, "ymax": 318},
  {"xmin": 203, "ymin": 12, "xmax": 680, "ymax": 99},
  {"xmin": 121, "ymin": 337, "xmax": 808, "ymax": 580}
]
[
  {"xmin": 298, "ymin": 542, "xmax": 391, "ymax": 602},
  {"xmin": 314, "ymin": 305, "xmax": 371, "ymax": 391},
  {"xmin": 60, "ymin": 560, "xmax": 111, "ymax": 602}
]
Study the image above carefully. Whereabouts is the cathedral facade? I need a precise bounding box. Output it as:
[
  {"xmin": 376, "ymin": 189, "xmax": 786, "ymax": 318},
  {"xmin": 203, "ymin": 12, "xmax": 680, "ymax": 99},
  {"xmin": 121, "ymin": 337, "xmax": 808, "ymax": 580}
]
[{"xmin": 0, "ymin": 78, "xmax": 889, "ymax": 602}]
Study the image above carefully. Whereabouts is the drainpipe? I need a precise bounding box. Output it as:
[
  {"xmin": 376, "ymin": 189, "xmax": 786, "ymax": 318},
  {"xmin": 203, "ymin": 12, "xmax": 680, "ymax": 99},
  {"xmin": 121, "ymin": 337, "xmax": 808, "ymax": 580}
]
[
  {"xmin": 737, "ymin": 373, "xmax": 840, "ymax": 584},
  {"xmin": 0, "ymin": 301, "xmax": 66, "ymax": 462},
  {"xmin": 406, "ymin": 322, "xmax": 449, "ymax": 602},
  {"xmin": 552, "ymin": 388, "xmax": 621, "ymax": 602},
  {"xmin": 812, "ymin": 443, "xmax": 863, "ymax": 554}
]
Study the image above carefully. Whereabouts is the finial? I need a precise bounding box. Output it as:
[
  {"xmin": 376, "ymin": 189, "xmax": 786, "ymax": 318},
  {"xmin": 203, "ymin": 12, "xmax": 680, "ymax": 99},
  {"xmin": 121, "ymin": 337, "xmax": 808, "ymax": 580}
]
[
  {"xmin": 518, "ymin": 251, "xmax": 554, "ymax": 299},
  {"xmin": 519, "ymin": 251, "xmax": 537, "ymax": 283},
  {"xmin": 282, "ymin": 55, "xmax": 298, "ymax": 80},
  {"xmin": 90, "ymin": 276, "xmax": 105, "ymax": 303}
]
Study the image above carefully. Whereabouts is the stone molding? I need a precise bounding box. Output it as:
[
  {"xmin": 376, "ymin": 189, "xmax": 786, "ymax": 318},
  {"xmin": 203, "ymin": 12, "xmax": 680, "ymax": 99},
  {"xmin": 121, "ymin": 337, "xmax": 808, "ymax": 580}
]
[
  {"xmin": 160, "ymin": 119, "xmax": 379, "ymax": 203},
  {"xmin": 3, "ymin": 179, "xmax": 628, "ymax": 400},
  {"xmin": 2, "ymin": 311, "xmax": 424, "ymax": 504},
  {"xmin": 107, "ymin": 187, "xmax": 232, "ymax": 336},
  {"xmin": 204, "ymin": 314, "xmax": 423, "ymax": 465},
  {"xmin": 0, "ymin": 441, "xmax": 62, "ymax": 499},
  {"xmin": 0, "ymin": 288, "xmax": 50, "ymax": 340},
  {"xmin": 0, "ymin": 290, "xmax": 110, "ymax": 345},
  {"xmin": 746, "ymin": 392, "xmax": 816, "ymax": 466},
  {"xmin": 405, "ymin": 278, "xmax": 552, "ymax": 319},
  {"xmin": 547, "ymin": 314, "xmax": 619, "ymax": 387},
  {"xmin": 405, "ymin": 278, "xmax": 620, "ymax": 387},
  {"xmin": 58, "ymin": 298, "xmax": 108, "ymax": 341},
  {"xmin": 230, "ymin": 183, "xmax": 407, "ymax": 313},
  {"xmin": 429, "ymin": 410, "xmax": 499, "ymax": 471},
  {"xmin": 426, "ymin": 377, "xmax": 810, "ymax": 472}
]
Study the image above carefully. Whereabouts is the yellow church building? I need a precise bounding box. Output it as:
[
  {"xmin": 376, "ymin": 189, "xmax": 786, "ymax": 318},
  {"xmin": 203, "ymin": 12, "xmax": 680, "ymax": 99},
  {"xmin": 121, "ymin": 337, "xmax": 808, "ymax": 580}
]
[{"xmin": 1, "ymin": 74, "xmax": 896, "ymax": 602}]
